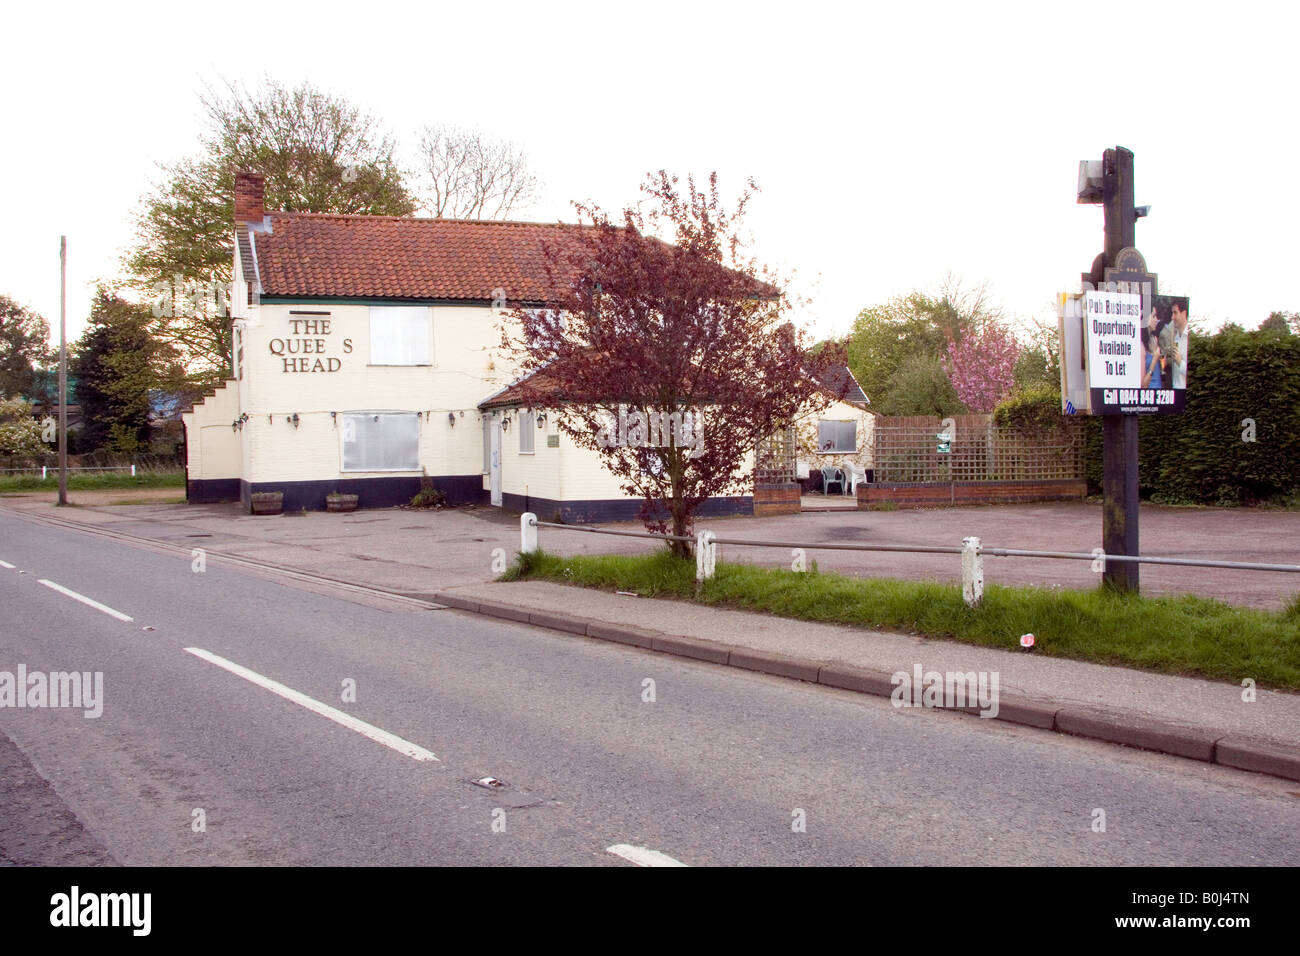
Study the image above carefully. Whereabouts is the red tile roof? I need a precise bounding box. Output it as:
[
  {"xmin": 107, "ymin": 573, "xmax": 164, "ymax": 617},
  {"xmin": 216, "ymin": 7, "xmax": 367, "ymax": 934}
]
[
  {"xmin": 479, "ymin": 359, "xmax": 588, "ymax": 410},
  {"xmin": 252, "ymin": 212, "xmax": 597, "ymax": 304}
]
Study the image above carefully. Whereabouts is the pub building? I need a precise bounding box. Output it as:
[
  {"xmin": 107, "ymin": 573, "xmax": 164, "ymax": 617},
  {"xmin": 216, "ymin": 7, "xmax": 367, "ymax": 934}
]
[{"xmin": 182, "ymin": 172, "xmax": 869, "ymax": 518}]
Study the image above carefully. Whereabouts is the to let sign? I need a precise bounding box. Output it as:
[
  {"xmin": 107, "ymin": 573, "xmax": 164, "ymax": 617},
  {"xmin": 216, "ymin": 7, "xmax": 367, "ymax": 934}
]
[{"xmin": 1083, "ymin": 289, "xmax": 1168, "ymax": 413}]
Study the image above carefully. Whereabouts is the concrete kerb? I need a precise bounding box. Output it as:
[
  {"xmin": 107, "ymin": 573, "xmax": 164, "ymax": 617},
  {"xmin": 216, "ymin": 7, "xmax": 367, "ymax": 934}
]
[
  {"xmin": 430, "ymin": 589, "xmax": 1300, "ymax": 784},
  {"xmin": 1055, "ymin": 706, "xmax": 1219, "ymax": 762},
  {"xmin": 587, "ymin": 621, "xmax": 655, "ymax": 649},
  {"xmin": 1214, "ymin": 735, "xmax": 1300, "ymax": 781}
]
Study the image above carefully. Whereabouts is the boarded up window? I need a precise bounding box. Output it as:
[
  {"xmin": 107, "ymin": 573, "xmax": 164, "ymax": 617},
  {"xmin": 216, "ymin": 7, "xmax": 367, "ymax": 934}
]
[
  {"xmin": 369, "ymin": 307, "xmax": 431, "ymax": 365},
  {"xmin": 342, "ymin": 412, "xmax": 419, "ymax": 472},
  {"xmin": 518, "ymin": 411, "xmax": 535, "ymax": 454}
]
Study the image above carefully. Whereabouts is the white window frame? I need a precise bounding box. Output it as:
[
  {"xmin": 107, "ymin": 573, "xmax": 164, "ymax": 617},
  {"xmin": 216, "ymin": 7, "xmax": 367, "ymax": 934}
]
[
  {"xmin": 368, "ymin": 306, "xmax": 432, "ymax": 366},
  {"xmin": 340, "ymin": 411, "xmax": 420, "ymax": 473},
  {"xmin": 818, "ymin": 419, "xmax": 857, "ymax": 454}
]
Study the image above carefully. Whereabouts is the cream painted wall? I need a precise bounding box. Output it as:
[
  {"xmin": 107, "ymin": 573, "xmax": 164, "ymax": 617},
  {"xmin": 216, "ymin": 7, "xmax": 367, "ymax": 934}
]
[
  {"xmin": 182, "ymin": 381, "xmax": 240, "ymax": 479},
  {"xmin": 493, "ymin": 406, "xmax": 757, "ymax": 503},
  {"xmin": 795, "ymin": 399, "xmax": 876, "ymax": 472},
  {"xmin": 188, "ymin": 299, "xmax": 523, "ymax": 483},
  {"xmin": 486, "ymin": 408, "xmax": 569, "ymax": 502}
]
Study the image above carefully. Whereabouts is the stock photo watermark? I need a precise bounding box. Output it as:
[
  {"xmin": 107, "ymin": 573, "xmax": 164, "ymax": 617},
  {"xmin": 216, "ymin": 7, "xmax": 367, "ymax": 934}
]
[
  {"xmin": 0, "ymin": 665, "xmax": 103, "ymax": 718},
  {"xmin": 596, "ymin": 405, "xmax": 705, "ymax": 459},
  {"xmin": 150, "ymin": 274, "xmax": 231, "ymax": 319},
  {"xmin": 50, "ymin": 887, "xmax": 151, "ymax": 936},
  {"xmin": 891, "ymin": 664, "xmax": 999, "ymax": 719}
]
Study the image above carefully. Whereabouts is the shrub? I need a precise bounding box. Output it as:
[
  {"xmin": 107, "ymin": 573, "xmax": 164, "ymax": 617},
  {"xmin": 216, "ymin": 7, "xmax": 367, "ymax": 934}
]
[
  {"xmin": 0, "ymin": 398, "xmax": 45, "ymax": 458},
  {"xmin": 409, "ymin": 479, "xmax": 446, "ymax": 509},
  {"xmin": 1084, "ymin": 326, "xmax": 1300, "ymax": 505}
]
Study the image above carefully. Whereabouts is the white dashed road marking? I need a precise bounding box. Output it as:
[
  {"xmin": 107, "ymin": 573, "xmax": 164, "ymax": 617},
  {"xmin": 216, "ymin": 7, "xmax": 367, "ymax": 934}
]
[
  {"xmin": 184, "ymin": 647, "xmax": 439, "ymax": 762},
  {"xmin": 606, "ymin": 844, "xmax": 688, "ymax": 867},
  {"xmin": 38, "ymin": 579, "xmax": 134, "ymax": 622}
]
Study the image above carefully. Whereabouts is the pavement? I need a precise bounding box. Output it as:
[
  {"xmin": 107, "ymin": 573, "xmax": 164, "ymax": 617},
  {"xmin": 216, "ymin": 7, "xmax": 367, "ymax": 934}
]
[{"xmin": 2, "ymin": 489, "xmax": 1298, "ymax": 783}]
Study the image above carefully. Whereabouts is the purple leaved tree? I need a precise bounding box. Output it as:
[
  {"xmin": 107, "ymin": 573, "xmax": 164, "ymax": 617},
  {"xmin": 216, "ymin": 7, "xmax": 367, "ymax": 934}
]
[{"xmin": 502, "ymin": 171, "xmax": 840, "ymax": 556}]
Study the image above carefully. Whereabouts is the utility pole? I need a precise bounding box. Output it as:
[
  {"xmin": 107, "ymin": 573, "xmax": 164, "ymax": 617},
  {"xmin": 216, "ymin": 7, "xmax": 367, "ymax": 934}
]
[
  {"xmin": 1082, "ymin": 147, "xmax": 1142, "ymax": 591},
  {"xmin": 58, "ymin": 236, "xmax": 68, "ymax": 507}
]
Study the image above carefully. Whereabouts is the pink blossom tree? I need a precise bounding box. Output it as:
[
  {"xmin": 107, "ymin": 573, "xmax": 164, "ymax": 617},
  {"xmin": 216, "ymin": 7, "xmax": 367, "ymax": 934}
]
[{"xmin": 942, "ymin": 322, "xmax": 1021, "ymax": 412}]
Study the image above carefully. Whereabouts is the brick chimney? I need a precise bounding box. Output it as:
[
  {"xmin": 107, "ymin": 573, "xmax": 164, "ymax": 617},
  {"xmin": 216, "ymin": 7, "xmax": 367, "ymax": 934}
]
[{"xmin": 234, "ymin": 171, "xmax": 265, "ymax": 223}]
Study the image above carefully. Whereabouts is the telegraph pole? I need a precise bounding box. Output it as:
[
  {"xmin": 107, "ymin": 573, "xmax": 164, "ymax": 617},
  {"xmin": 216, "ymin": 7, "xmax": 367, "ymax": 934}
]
[
  {"xmin": 58, "ymin": 236, "xmax": 68, "ymax": 507},
  {"xmin": 1082, "ymin": 147, "xmax": 1142, "ymax": 591}
]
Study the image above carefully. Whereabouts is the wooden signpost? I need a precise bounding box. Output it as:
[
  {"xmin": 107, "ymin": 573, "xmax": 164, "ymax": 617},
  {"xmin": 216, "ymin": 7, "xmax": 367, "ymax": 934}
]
[
  {"xmin": 1080, "ymin": 147, "xmax": 1144, "ymax": 592},
  {"xmin": 1068, "ymin": 148, "xmax": 1188, "ymax": 591}
]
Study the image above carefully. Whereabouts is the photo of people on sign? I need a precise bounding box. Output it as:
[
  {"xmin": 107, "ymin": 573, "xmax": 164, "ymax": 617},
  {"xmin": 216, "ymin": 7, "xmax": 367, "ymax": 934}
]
[
  {"xmin": 1154, "ymin": 295, "xmax": 1189, "ymax": 392},
  {"xmin": 1084, "ymin": 289, "xmax": 1187, "ymax": 414}
]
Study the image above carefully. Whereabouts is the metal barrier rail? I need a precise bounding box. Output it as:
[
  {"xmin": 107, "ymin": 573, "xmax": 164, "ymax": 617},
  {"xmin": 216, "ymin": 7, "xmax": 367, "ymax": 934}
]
[
  {"xmin": 534, "ymin": 520, "xmax": 692, "ymax": 543},
  {"xmin": 531, "ymin": 517, "xmax": 1300, "ymax": 573},
  {"xmin": 0, "ymin": 466, "xmax": 140, "ymax": 476},
  {"xmin": 976, "ymin": 547, "xmax": 1300, "ymax": 574},
  {"xmin": 524, "ymin": 513, "xmax": 1300, "ymax": 608}
]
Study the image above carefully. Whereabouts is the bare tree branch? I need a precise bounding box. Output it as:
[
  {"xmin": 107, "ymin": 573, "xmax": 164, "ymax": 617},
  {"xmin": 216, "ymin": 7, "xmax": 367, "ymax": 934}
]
[{"xmin": 415, "ymin": 125, "xmax": 539, "ymax": 219}]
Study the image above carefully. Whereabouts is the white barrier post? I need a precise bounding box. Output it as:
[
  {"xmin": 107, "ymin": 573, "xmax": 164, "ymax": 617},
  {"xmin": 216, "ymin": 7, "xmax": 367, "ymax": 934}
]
[
  {"xmin": 131, "ymin": 464, "xmax": 136, "ymax": 477},
  {"xmin": 42, "ymin": 466, "xmax": 47, "ymax": 480},
  {"xmin": 521, "ymin": 512, "xmax": 538, "ymax": 554},
  {"xmin": 962, "ymin": 536, "xmax": 983, "ymax": 608},
  {"xmin": 696, "ymin": 530, "xmax": 716, "ymax": 581}
]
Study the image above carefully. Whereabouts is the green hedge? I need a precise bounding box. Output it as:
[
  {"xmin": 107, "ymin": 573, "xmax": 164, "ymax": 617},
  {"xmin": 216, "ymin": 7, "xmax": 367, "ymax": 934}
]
[{"xmin": 1083, "ymin": 326, "xmax": 1300, "ymax": 504}]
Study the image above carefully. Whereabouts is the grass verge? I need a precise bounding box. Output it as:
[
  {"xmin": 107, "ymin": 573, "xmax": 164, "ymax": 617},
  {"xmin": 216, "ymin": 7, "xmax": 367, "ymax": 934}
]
[
  {"xmin": 505, "ymin": 548, "xmax": 1300, "ymax": 690},
  {"xmin": 0, "ymin": 470, "xmax": 184, "ymax": 492}
]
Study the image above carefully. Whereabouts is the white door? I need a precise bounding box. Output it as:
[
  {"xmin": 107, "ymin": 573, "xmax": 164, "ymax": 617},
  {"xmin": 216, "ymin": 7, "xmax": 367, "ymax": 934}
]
[{"xmin": 490, "ymin": 421, "xmax": 502, "ymax": 506}]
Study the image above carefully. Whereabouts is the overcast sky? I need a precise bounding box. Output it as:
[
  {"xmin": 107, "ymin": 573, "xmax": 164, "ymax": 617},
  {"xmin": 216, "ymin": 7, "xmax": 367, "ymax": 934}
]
[{"xmin": 3, "ymin": 0, "xmax": 1296, "ymax": 348}]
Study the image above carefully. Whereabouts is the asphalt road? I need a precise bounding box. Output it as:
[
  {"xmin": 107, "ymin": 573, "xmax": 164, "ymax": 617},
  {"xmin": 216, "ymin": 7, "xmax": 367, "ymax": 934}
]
[{"xmin": 1, "ymin": 510, "xmax": 1297, "ymax": 866}]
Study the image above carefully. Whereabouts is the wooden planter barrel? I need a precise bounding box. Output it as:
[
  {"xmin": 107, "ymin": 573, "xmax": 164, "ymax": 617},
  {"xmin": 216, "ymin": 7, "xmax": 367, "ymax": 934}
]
[
  {"xmin": 250, "ymin": 492, "xmax": 283, "ymax": 515},
  {"xmin": 326, "ymin": 494, "xmax": 359, "ymax": 513}
]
